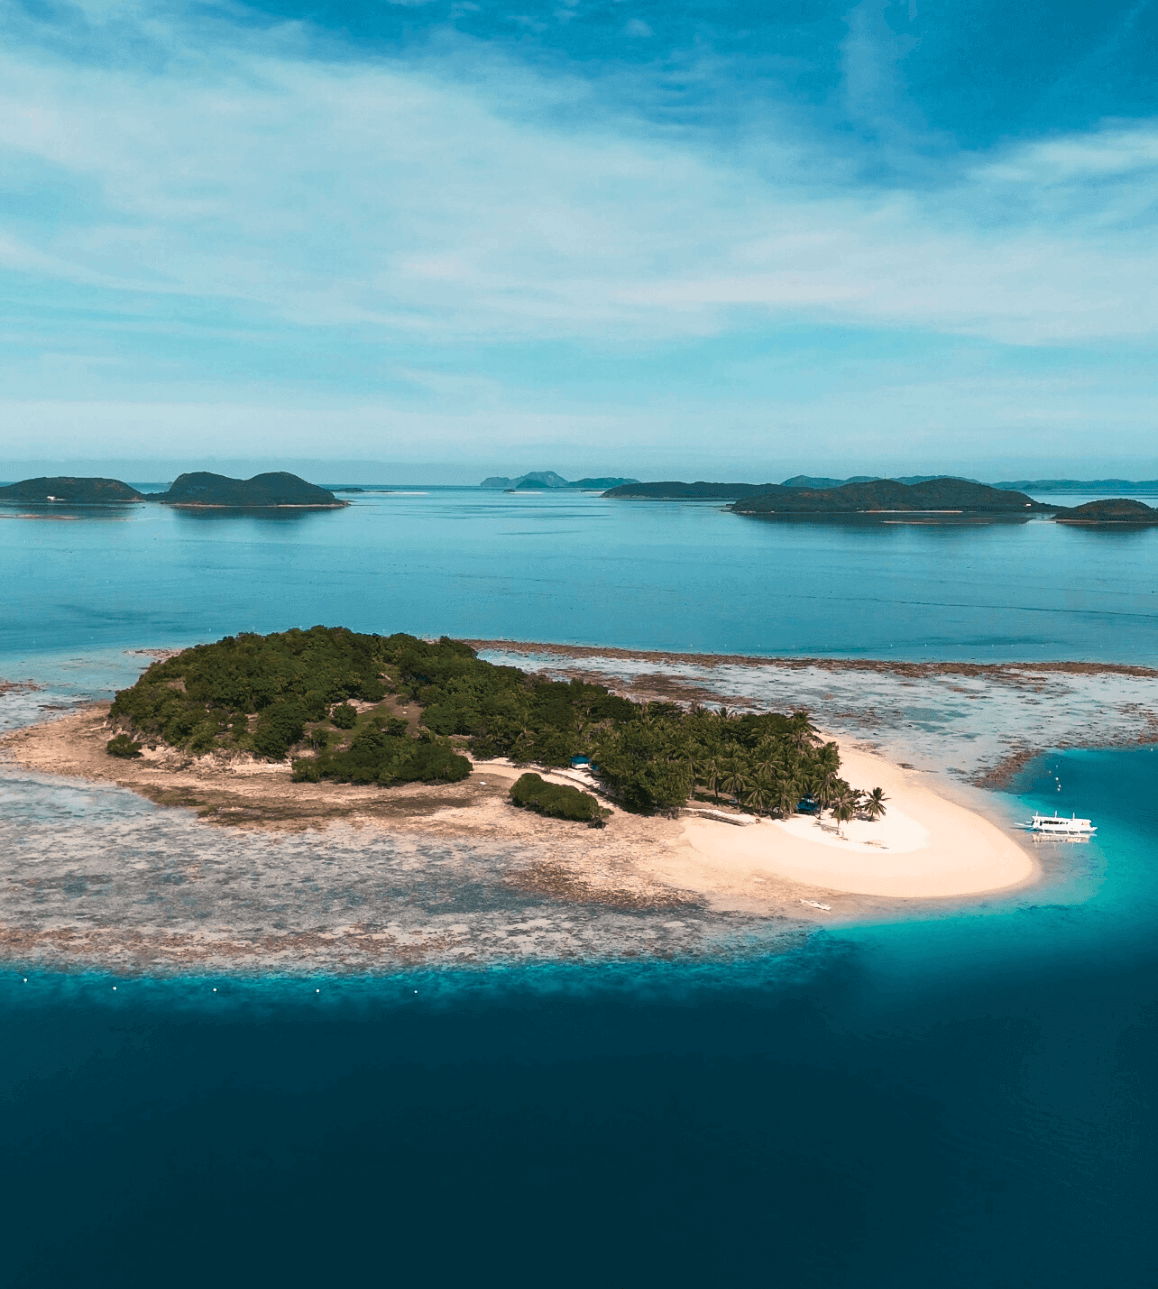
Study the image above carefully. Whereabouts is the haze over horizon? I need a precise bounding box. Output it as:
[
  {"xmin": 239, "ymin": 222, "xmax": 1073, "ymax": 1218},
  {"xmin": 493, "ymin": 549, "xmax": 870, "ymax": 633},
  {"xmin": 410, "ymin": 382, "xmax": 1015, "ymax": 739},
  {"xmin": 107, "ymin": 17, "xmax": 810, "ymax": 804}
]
[{"xmin": 2, "ymin": 0, "xmax": 1155, "ymax": 476}]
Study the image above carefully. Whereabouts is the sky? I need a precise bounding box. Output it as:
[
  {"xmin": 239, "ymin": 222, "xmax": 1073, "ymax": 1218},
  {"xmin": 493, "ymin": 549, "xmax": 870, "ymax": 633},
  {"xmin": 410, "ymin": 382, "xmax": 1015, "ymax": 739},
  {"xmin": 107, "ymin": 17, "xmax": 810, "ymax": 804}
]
[{"xmin": 1, "ymin": 0, "xmax": 1156, "ymax": 482}]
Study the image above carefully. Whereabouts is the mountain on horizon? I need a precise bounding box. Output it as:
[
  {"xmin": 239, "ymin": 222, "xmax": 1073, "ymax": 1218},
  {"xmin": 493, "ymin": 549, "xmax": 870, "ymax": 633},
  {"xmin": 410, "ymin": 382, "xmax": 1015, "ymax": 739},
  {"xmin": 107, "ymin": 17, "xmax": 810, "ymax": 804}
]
[
  {"xmin": 995, "ymin": 478, "xmax": 1158, "ymax": 493},
  {"xmin": 782, "ymin": 474, "xmax": 981, "ymax": 488},
  {"xmin": 480, "ymin": 471, "xmax": 639, "ymax": 490}
]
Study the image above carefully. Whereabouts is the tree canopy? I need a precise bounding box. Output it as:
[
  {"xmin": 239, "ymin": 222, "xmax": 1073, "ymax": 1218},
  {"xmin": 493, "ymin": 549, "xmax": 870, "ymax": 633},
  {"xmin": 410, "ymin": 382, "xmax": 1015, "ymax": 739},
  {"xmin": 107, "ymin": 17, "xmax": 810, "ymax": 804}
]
[{"xmin": 107, "ymin": 625, "xmax": 877, "ymax": 814}]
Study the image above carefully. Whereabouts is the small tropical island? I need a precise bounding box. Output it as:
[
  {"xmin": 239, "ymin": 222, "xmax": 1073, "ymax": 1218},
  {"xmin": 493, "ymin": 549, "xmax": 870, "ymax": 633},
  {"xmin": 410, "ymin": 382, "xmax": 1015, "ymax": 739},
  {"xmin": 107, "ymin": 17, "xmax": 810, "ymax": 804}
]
[
  {"xmin": 1052, "ymin": 498, "xmax": 1158, "ymax": 525},
  {"xmin": 604, "ymin": 476, "xmax": 1047, "ymax": 519},
  {"xmin": 731, "ymin": 477, "xmax": 1045, "ymax": 518},
  {"xmin": 0, "ymin": 476, "xmax": 146, "ymax": 503},
  {"xmin": 152, "ymin": 471, "xmax": 345, "ymax": 508},
  {"xmin": 3, "ymin": 625, "xmax": 1036, "ymax": 972},
  {"xmin": 98, "ymin": 625, "xmax": 868, "ymax": 819},
  {"xmin": 0, "ymin": 470, "xmax": 346, "ymax": 509}
]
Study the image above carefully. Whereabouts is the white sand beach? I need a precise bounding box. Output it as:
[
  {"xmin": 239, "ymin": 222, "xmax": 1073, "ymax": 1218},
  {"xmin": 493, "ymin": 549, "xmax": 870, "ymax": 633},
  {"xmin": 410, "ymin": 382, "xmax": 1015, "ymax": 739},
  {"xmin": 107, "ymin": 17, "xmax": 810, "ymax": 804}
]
[{"xmin": 681, "ymin": 740, "xmax": 1035, "ymax": 899}]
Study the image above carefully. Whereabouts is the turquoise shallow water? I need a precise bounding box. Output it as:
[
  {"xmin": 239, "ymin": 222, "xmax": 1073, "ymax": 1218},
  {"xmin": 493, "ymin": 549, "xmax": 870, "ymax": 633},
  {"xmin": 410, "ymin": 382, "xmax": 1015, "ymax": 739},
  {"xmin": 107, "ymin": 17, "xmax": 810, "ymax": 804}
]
[
  {"xmin": 1, "ymin": 493, "xmax": 1156, "ymax": 1285},
  {"xmin": 2, "ymin": 487, "xmax": 1157, "ymax": 661}
]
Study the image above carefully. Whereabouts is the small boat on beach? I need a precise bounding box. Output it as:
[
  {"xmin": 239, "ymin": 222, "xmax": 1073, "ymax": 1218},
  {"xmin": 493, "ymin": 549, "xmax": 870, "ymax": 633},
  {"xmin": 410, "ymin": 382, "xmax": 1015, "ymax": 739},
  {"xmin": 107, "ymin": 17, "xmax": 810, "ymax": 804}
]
[
  {"xmin": 800, "ymin": 899, "xmax": 832, "ymax": 912},
  {"xmin": 1024, "ymin": 811, "xmax": 1096, "ymax": 836}
]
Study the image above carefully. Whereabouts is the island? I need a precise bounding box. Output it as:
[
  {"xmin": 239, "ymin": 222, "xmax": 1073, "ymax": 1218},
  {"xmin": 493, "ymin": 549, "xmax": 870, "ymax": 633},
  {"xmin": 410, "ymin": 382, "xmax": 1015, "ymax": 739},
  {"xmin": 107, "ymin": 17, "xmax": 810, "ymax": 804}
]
[
  {"xmin": 0, "ymin": 470, "xmax": 347, "ymax": 509},
  {"xmin": 996, "ymin": 477, "xmax": 1158, "ymax": 493},
  {"xmin": 731, "ymin": 477, "xmax": 1046, "ymax": 519},
  {"xmin": 0, "ymin": 625, "xmax": 1049, "ymax": 975},
  {"xmin": 481, "ymin": 471, "xmax": 639, "ymax": 490},
  {"xmin": 1052, "ymin": 498, "xmax": 1158, "ymax": 525},
  {"xmin": 152, "ymin": 471, "xmax": 346, "ymax": 508},
  {"xmin": 0, "ymin": 476, "xmax": 145, "ymax": 503}
]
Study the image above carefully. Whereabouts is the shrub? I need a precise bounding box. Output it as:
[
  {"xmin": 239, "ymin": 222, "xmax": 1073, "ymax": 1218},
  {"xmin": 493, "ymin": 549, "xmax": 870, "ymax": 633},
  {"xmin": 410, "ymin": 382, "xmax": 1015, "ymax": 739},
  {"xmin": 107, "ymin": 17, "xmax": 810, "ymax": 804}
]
[
  {"xmin": 510, "ymin": 773, "xmax": 601, "ymax": 822},
  {"xmin": 293, "ymin": 725, "xmax": 471, "ymax": 787},
  {"xmin": 106, "ymin": 733, "xmax": 143, "ymax": 759},
  {"xmin": 420, "ymin": 703, "xmax": 458, "ymax": 735},
  {"xmin": 358, "ymin": 676, "xmax": 387, "ymax": 702},
  {"xmin": 252, "ymin": 700, "xmax": 306, "ymax": 760},
  {"xmin": 389, "ymin": 742, "xmax": 472, "ymax": 785},
  {"xmin": 331, "ymin": 702, "xmax": 358, "ymax": 729}
]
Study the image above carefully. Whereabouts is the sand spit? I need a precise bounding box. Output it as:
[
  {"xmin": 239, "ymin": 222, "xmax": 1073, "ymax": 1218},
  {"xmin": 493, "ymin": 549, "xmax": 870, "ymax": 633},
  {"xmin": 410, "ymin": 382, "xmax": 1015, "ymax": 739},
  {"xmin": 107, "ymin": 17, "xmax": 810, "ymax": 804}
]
[{"xmin": 682, "ymin": 742, "xmax": 1034, "ymax": 899}]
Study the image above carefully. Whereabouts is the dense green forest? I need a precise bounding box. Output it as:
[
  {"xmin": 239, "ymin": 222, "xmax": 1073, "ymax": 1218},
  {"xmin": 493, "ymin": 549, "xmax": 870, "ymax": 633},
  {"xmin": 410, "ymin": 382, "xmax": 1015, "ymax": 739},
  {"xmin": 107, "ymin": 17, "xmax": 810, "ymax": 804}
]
[{"xmin": 107, "ymin": 626, "xmax": 878, "ymax": 815}]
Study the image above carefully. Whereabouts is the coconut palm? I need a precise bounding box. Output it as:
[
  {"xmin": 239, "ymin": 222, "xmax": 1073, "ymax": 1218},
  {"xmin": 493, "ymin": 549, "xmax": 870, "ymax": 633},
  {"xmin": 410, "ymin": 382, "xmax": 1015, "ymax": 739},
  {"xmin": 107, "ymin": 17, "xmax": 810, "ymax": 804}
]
[
  {"xmin": 699, "ymin": 757, "xmax": 724, "ymax": 804},
  {"xmin": 719, "ymin": 758, "xmax": 747, "ymax": 804},
  {"xmin": 788, "ymin": 710, "xmax": 820, "ymax": 752},
  {"xmin": 774, "ymin": 774, "xmax": 804, "ymax": 819},
  {"xmin": 830, "ymin": 787, "xmax": 859, "ymax": 836},
  {"xmin": 861, "ymin": 786, "xmax": 888, "ymax": 821}
]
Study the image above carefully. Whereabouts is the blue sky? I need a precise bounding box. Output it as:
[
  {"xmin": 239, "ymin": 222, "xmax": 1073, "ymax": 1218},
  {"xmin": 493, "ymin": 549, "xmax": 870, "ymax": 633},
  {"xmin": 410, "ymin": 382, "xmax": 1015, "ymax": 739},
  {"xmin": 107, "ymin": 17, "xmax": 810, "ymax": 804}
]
[{"xmin": 1, "ymin": 0, "xmax": 1156, "ymax": 481}]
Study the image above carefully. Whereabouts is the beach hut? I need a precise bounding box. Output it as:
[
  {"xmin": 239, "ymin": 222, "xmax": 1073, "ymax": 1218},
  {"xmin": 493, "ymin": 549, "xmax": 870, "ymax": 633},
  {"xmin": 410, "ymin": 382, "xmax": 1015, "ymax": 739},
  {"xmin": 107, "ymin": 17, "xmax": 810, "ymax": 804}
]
[{"xmin": 569, "ymin": 755, "xmax": 592, "ymax": 769}]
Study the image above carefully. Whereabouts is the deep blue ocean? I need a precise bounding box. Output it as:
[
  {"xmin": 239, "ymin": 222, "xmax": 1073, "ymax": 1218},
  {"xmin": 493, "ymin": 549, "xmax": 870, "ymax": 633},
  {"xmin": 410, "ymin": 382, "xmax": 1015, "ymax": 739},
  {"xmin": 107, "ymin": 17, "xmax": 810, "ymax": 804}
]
[{"xmin": 2, "ymin": 489, "xmax": 1156, "ymax": 1286}]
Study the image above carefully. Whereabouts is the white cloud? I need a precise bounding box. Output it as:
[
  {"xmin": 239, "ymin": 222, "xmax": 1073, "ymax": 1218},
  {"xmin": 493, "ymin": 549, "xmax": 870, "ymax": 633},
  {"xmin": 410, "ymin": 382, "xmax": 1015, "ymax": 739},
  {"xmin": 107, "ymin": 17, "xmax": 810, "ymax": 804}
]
[
  {"xmin": 0, "ymin": 10, "xmax": 1156, "ymax": 355},
  {"xmin": 0, "ymin": 2, "xmax": 1157, "ymax": 475}
]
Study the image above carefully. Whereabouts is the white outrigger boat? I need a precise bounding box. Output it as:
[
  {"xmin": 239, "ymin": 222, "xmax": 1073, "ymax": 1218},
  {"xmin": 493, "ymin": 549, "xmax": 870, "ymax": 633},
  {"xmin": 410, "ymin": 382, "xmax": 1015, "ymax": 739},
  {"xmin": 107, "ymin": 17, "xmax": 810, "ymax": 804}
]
[{"xmin": 1024, "ymin": 811, "xmax": 1096, "ymax": 836}]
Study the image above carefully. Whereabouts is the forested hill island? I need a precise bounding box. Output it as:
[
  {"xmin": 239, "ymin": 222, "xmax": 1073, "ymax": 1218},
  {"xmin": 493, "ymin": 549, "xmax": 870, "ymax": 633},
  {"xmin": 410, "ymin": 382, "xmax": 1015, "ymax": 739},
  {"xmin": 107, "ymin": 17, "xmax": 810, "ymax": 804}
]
[
  {"xmin": 0, "ymin": 471, "xmax": 345, "ymax": 508},
  {"xmin": 101, "ymin": 626, "xmax": 878, "ymax": 821},
  {"xmin": 602, "ymin": 476, "xmax": 1158, "ymax": 523}
]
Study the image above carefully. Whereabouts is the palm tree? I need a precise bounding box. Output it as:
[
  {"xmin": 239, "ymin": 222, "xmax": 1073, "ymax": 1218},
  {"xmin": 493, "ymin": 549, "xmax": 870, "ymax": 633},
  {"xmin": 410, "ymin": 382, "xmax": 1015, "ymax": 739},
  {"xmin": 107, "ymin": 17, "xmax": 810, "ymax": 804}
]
[
  {"xmin": 774, "ymin": 774, "xmax": 804, "ymax": 819},
  {"xmin": 788, "ymin": 710, "xmax": 819, "ymax": 752},
  {"xmin": 742, "ymin": 779, "xmax": 775, "ymax": 815},
  {"xmin": 719, "ymin": 758, "xmax": 747, "ymax": 804},
  {"xmin": 830, "ymin": 787, "xmax": 858, "ymax": 836},
  {"xmin": 861, "ymin": 786, "xmax": 888, "ymax": 821},
  {"xmin": 700, "ymin": 757, "xmax": 723, "ymax": 804}
]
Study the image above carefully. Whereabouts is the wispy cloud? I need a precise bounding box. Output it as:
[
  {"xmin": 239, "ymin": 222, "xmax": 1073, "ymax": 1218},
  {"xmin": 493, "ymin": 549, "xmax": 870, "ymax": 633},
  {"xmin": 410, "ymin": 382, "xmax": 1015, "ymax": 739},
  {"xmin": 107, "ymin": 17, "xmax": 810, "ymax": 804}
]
[{"xmin": 0, "ymin": 0, "xmax": 1155, "ymax": 468}]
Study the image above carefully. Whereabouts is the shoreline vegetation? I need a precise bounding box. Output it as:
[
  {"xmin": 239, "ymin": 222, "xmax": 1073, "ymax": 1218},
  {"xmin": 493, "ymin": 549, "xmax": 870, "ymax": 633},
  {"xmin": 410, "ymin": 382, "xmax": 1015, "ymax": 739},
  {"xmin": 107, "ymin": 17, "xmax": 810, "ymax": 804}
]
[{"xmin": 0, "ymin": 629, "xmax": 1053, "ymax": 974}]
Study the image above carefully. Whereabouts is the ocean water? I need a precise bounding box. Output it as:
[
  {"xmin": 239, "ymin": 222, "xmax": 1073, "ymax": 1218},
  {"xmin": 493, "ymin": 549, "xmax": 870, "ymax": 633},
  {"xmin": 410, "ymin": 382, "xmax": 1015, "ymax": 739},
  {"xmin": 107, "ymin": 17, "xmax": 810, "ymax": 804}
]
[
  {"xmin": 2, "ymin": 486, "xmax": 1157, "ymax": 662},
  {"xmin": 2, "ymin": 492, "xmax": 1157, "ymax": 1285},
  {"xmin": 2, "ymin": 748, "xmax": 1156, "ymax": 1287}
]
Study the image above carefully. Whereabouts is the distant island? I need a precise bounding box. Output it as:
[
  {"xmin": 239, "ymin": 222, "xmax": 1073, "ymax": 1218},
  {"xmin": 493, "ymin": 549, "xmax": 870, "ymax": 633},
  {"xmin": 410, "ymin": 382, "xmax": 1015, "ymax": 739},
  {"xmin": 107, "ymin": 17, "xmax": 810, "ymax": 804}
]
[
  {"xmin": 1053, "ymin": 498, "xmax": 1158, "ymax": 525},
  {"xmin": 600, "ymin": 476, "xmax": 1045, "ymax": 518},
  {"xmin": 781, "ymin": 474, "xmax": 978, "ymax": 489},
  {"xmin": 995, "ymin": 478, "xmax": 1158, "ymax": 494},
  {"xmin": 0, "ymin": 476, "xmax": 145, "ymax": 504},
  {"xmin": 481, "ymin": 471, "xmax": 639, "ymax": 490},
  {"xmin": 732, "ymin": 478, "xmax": 1045, "ymax": 518},
  {"xmin": 153, "ymin": 471, "xmax": 345, "ymax": 508},
  {"xmin": 0, "ymin": 471, "xmax": 346, "ymax": 509}
]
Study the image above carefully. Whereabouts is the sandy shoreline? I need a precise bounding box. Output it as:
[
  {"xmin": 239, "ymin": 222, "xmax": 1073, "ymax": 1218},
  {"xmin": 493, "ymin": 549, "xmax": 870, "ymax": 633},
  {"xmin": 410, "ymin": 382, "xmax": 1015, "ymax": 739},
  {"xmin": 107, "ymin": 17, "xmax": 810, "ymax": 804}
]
[
  {"xmin": 0, "ymin": 699, "xmax": 1036, "ymax": 956},
  {"xmin": 682, "ymin": 741, "xmax": 1034, "ymax": 899},
  {"xmin": 11, "ymin": 637, "xmax": 1140, "ymax": 973}
]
